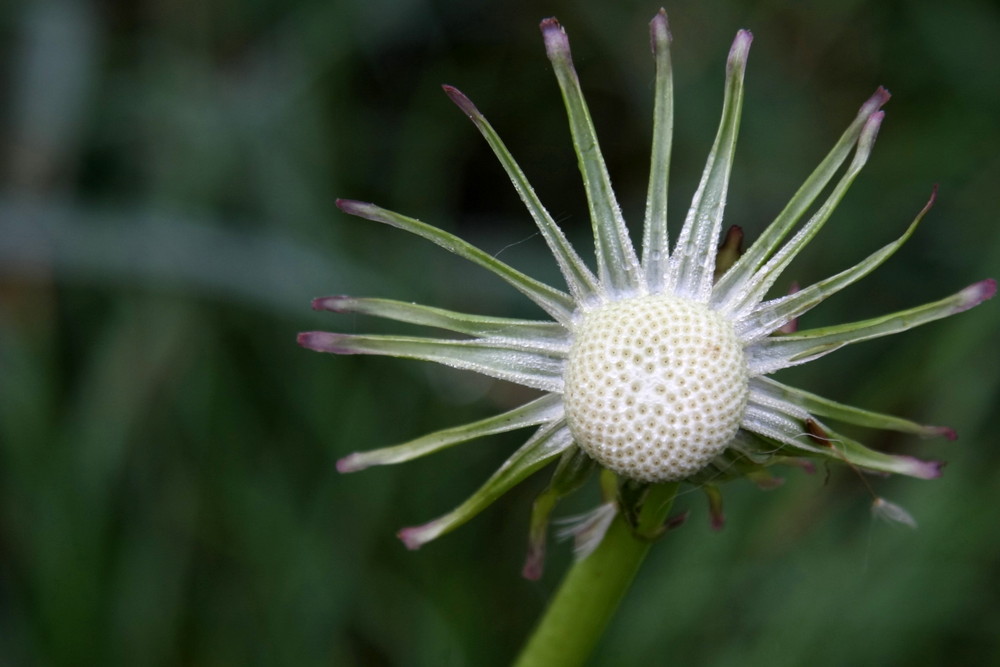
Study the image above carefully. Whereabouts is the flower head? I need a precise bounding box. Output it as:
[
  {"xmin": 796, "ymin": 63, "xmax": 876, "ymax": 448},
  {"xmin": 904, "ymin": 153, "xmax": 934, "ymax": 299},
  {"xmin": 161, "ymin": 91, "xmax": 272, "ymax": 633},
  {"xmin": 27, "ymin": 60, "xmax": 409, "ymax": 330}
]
[{"xmin": 299, "ymin": 11, "xmax": 994, "ymax": 575}]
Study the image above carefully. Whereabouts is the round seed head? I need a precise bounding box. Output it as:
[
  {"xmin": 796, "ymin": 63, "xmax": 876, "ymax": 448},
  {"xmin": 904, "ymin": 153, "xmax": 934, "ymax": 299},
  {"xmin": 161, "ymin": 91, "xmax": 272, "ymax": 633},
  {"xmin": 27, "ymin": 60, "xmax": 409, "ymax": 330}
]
[{"xmin": 564, "ymin": 295, "xmax": 749, "ymax": 482}]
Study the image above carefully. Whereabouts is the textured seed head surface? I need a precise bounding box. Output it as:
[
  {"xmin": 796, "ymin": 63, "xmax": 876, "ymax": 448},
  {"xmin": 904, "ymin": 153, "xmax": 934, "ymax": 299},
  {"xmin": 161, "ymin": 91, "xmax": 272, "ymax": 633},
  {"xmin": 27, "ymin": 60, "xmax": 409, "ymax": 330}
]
[{"xmin": 564, "ymin": 295, "xmax": 749, "ymax": 482}]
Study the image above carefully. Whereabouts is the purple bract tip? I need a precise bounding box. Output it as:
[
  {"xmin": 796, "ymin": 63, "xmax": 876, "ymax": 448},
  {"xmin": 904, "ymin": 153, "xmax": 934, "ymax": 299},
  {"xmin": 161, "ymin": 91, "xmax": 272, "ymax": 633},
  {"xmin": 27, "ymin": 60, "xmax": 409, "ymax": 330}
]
[
  {"xmin": 665, "ymin": 510, "xmax": 689, "ymax": 532},
  {"xmin": 297, "ymin": 331, "xmax": 317, "ymax": 348},
  {"xmin": 521, "ymin": 551, "xmax": 544, "ymax": 581},
  {"xmin": 336, "ymin": 454, "xmax": 365, "ymax": 473},
  {"xmin": 932, "ymin": 426, "xmax": 958, "ymax": 441},
  {"xmin": 297, "ymin": 331, "xmax": 348, "ymax": 354},
  {"xmin": 861, "ymin": 86, "xmax": 892, "ymax": 116},
  {"xmin": 797, "ymin": 459, "xmax": 817, "ymax": 475},
  {"xmin": 909, "ymin": 457, "xmax": 946, "ymax": 480},
  {"xmin": 311, "ymin": 296, "xmax": 349, "ymax": 312},
  {"xmin": 649, "ymin": 9, "xmax": 671, "ymax": 52},
  {"xmin": 540, "ymin": 17, "xmax": 570, "ymax": 58},
  {"xmin": 858, "ymin": 110, "xmax": 885, "ymax": 148},
  {"xmin": 723, "ymin": 224, "xmax": 744, "ymax": 246},
  {"xmin": 539, "ymin": 16, "xmax": 561, "ymax": 32},
  {"xmin": 778, "ymin": 283, "xmax": 800, "ymax": 334},
  {"xmin": 754, "ymin": 475, "xmax": 785, "ymax": 491},
  {"xmin": 335, "ymin": 198, "xmax": 371, "ymax": 216},
  {"xmin": 442, "ymin": 84, "xmax": 479, "ymax": 119},
  {"xmin": 956, "ymin": 278, "xmax": 997, "ymax": 313},
  {"xmin": 727, "ymin": 29, "xmax": 753, "ymax": 68},
  {"xmin": 865, "ymin": 110, "xmax": 885, "ymax": 132},
  {"xmin": 397, "ymin": 526, "xmax": 427, "ymax": 551},
  {"xmin": 919, "ymin": 185, "xmax": 939, "ymax": 215}
]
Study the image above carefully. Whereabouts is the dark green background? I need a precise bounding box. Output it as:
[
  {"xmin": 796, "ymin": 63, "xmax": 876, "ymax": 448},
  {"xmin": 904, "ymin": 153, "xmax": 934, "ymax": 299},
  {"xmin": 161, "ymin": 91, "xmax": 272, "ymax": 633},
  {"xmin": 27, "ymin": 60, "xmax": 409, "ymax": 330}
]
[{"xmin": 1, "ymin": 0, "xmax": 997, "ymax": 664}]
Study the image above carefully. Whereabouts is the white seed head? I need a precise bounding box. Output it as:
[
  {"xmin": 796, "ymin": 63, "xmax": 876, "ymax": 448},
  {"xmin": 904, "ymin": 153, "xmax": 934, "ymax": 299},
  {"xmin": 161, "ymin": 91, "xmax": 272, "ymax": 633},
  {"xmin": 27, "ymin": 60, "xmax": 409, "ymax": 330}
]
[{"xmin": 564, "ymin": 295, "xmax": 749, "ymax": 482}]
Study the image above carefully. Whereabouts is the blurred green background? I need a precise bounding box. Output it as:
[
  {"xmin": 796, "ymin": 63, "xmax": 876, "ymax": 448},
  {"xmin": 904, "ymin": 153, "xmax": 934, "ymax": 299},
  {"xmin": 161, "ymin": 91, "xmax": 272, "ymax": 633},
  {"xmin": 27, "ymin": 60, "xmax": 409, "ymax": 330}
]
[{"xmin": 1, "ymin": 0, "xmax": 997, "ymax": 664}]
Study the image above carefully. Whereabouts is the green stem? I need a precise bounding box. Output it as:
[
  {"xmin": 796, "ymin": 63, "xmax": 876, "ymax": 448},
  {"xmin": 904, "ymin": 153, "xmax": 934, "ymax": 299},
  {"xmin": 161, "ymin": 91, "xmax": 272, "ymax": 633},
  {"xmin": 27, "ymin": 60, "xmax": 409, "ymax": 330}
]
[{"xmin": 513, "ymin": 482, "xmax": 680, "ymax": 667}]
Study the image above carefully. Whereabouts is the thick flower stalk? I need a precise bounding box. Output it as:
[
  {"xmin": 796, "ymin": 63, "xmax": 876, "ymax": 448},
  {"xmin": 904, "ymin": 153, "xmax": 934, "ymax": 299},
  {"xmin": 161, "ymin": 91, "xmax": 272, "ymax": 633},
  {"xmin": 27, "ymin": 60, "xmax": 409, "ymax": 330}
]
[{"xmin": 299, "ymin": 11, "xmax": 994, "ymax": 581}]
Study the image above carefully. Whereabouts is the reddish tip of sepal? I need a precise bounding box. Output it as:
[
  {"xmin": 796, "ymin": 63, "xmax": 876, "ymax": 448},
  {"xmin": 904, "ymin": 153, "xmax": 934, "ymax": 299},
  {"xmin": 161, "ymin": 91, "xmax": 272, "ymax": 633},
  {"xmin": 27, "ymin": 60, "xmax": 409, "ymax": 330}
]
[
  {"xmin": 862, "ymin": 110, "xmax": 885, "ymax": 140},
  {"xmin": 727, "ymin": 29, "xmax": 753, "ymax": 70},
  {"xmin": 397, "ymin": 526, "xmax": 425, "ymax": 551},
  {"xmin": 717, "ymin": 225, "xmax": 744, "ymax": 257},
  {"xmin": 922, "ymin": 184, "xmax": 939, "ymax": 212},
  {"xmin": 932, "ymin": 426, "xmax": 958, "ymax": 441},
  {"xmin": 335, "ymin": 198, "xmax": 371, "ymax": 216},
  {"xmin": 311, "ymin": 296, "xmax": 349, "ymax": 312},
  {"xmin": 856, "ymin": 110, "xmax": 885, "ymax": 153},
  {"xmin": 336, "ymin": 454, "xmax": 365, "ymax": 473},
  {"xmin": 649, "ymin": 9, "xmax": 671, "ymax": 52},
  {"xmin": 907, "ymin": 457, "xmax": 946, "ymax": 480},
  {"xmin": 297, "ymin": 331, "xmax": 349, "ymax": 354},
  {"xmin": 861, "ymin": 86, "xmax": 892, "ymax": 116},
  {"xmin": 521, "ymin": 548, "xmax": 544, "ymax": 581},
  {"xmin": 778, "ymin": 456, "xmax": 817, "ymax": 474},
  {"xmin": 778, "ymin": 282, "xmax": 800, "ymax": 334},
  {"xmin": 539, "ymin": 17, "xmax": 561, "ymax": 33},
  {"xmin": 296, "ymin": 331, "xmax": 318, "ymax": 348},
  {"xmin": 751, "ymin": 474, "xmax": 785, "ymax": 490},
  {"xmin": 441, "ymin": 85, "xmax": 479, "ymax": 119},
  {"xmin": 664, "ymin": 510, "xmax": 689, "ymax": 532},
  {"xmin": 956, "ymin": 278, "xmax": 997, "ymax": 313},
  {"xmin": 796, "ymin": 459, "xmax": 818, "ymax": 475},
  {"xmin": 540, "ymin": 17, "xmax": 570, "ymax": 58},
  {"xmin": 727, "ymin": 224, "xmax": 744, "ymax": 243}
]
